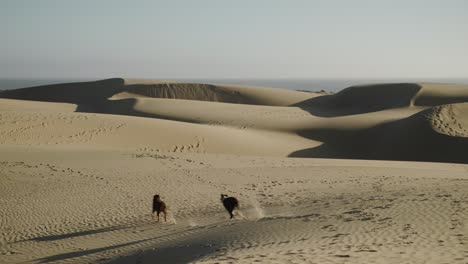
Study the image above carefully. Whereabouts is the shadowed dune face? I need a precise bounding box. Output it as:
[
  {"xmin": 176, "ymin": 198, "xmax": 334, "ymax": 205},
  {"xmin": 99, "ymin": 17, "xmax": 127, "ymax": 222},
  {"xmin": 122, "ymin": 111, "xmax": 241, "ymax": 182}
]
[
  {"xmin": 293, "ymin": 83, "xmax": 423, "ymax": 117},
  {"xmin": 291, "ymin": 103, "xmax": 468, "ymax": 163},
  {"xmin": 293, "ymin": 83, "xmax": 468, "ymax": 117},
  {"xmin": 0, "ymin": 78, "xmax": 125, "ymax": 105}
]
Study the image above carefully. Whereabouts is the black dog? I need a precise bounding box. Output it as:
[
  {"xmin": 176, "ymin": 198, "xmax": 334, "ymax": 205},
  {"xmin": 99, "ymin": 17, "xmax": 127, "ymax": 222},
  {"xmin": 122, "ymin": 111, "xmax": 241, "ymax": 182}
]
[
  {"xmin": 220, "ymin": 194, "xmax": 239, "ymax": 219},
  {"xmin": 152, "ymin": 194, "xmax": 167, "ymax": 222}
]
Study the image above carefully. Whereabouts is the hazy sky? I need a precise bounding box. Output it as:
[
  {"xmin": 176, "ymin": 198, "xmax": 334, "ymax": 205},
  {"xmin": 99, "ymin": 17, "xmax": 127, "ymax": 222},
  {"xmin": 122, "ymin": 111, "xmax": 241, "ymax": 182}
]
[{"xmin": 1, "ymin": 0, "xmax": 467, "ymax": 79}]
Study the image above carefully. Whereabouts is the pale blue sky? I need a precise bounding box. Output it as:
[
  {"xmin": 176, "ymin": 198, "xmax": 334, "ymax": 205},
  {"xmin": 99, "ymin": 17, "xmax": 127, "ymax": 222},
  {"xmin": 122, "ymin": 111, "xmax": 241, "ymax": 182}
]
[{"xmin": 1, "ymin": 0, "xmax": 467, "ymax": 79}]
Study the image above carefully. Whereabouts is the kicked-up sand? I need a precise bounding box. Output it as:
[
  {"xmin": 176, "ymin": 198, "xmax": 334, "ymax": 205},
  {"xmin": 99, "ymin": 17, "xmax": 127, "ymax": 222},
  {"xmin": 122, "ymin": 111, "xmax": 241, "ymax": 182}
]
[{"xmin": 0, "ymin": 79, "xmax": 467, "ymax": 263}]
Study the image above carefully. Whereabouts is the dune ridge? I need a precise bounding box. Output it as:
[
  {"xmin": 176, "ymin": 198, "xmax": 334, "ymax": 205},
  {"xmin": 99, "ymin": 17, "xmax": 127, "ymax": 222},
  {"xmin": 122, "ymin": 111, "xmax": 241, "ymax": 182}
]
[{"xmin": 0, "ymin": 78, "xmax": 318, "ymax": 107}]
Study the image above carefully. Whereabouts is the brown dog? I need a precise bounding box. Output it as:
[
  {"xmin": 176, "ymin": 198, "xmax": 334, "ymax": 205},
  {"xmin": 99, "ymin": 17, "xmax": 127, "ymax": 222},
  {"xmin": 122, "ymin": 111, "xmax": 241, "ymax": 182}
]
[{"xmin": 152, "ymin": 194, "xmax": 167, "ymax": 222}]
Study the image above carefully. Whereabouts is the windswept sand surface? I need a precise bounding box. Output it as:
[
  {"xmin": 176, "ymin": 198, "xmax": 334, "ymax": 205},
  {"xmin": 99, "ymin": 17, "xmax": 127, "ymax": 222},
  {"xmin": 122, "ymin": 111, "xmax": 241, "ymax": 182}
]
[{"xmin": 1, "ymin": 79, "xmax": 468, "ymax": 264}]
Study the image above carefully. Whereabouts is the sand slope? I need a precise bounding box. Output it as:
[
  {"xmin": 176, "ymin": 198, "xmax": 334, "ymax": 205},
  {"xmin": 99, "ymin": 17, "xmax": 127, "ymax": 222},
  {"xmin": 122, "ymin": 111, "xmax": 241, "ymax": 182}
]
[
  {"xmin": 1, "ymin": 79, "xmax": 468, "ymax": 264},
  {"xmin": 1, "ymin": 147, "xmax": 467, "ymax": 264}
]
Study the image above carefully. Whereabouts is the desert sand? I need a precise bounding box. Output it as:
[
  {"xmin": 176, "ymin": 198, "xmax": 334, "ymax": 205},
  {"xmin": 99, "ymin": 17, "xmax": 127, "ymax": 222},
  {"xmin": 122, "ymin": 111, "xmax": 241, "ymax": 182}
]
[{"xmin": 0, "ymin": 79, "xmax": 467, "ymax": 264}]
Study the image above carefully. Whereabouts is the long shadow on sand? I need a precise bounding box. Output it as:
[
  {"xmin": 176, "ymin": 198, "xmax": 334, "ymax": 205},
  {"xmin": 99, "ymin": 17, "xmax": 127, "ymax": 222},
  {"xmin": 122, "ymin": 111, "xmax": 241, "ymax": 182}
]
[
  {"xmin": 33, "ymin": 223, "xmax": 218, "ymax": 264},
  {"xmin": 35, "ymin": 240, "xmax": 146, "ymax": 263},
  {"xmin": 107, "ymin": 239, "xmax": 217, "ymax": 264},
  {"xmin": 20, "ymin": 226, "xmax": 123, "ymax": 243},
  {"xmin": 108, "ymin": 211, "xmax": 328, "ymax": 264}
]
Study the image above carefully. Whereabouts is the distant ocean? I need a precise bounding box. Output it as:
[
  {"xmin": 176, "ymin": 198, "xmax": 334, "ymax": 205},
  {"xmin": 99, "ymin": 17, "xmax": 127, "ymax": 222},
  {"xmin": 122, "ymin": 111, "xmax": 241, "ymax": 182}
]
[{"xmin": 1, "ymin": 78, "xmax": 467, "ymax": 93}]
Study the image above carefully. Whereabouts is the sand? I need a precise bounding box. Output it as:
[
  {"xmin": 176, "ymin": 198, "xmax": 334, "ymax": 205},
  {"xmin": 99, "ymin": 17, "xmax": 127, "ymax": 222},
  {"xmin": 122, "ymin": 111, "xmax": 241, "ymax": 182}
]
[{"xmin": 0, "ymin": 79, "xmax": 467, "ymax": 264}]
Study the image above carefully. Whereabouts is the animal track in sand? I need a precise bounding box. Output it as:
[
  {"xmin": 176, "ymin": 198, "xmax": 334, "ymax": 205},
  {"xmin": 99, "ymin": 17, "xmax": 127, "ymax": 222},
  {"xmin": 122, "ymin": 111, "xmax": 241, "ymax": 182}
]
[
  {"xmin": 430, "ymin": 105, "xmax": 468, "ymax": 137},
  {"xmin": 0, "ymin": 112, "xmax": 127, "ymax": 145},
  {"xmin": 170, "ymin": 137, "xmax": 205, "ymax": 153},
  {"xmin": 0, "ymin": 161, "xmax": 121, "ymax": 247},
  {"xmin": 239, "ymin": 108, "xmax": 310, "ymax": 119},
  {"xmin": 136, "ymin": 147, "xmax": 160, "ymax": 152},
  {"xmin": 339, "ymin": 209, "xmax": 376, "ymax": 222},
  {"xmin": 207, "ymin": 120, "xmax": 255, "ymax": 130},
  {"xmin": 133, "ymin": 153, "xmax": 174, "ymax": 160}
]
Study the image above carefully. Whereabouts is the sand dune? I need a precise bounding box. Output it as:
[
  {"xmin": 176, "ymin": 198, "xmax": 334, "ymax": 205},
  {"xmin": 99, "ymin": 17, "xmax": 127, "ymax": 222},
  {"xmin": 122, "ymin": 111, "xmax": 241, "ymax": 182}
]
[
  {"xmin": 295, "ymin": 82, "xmax": 468, "ymax": 116},
  {"xmin": 0, "ymin": 78, "xmax": 318, "ymax": 107},
  {"xmin": 1, "ymin": 79, "xmax": 467, "ymax": 162},
  {"xmin": 0, "ymin": 108, "xmax": 318, "ymax": 156},
  {"xmin": 1, "ymin": 79, "xmax": 468, "ymax": 264},
  {"xmin": 295, "ymin": 102, "xmax": 468, "ymax": 163}
]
